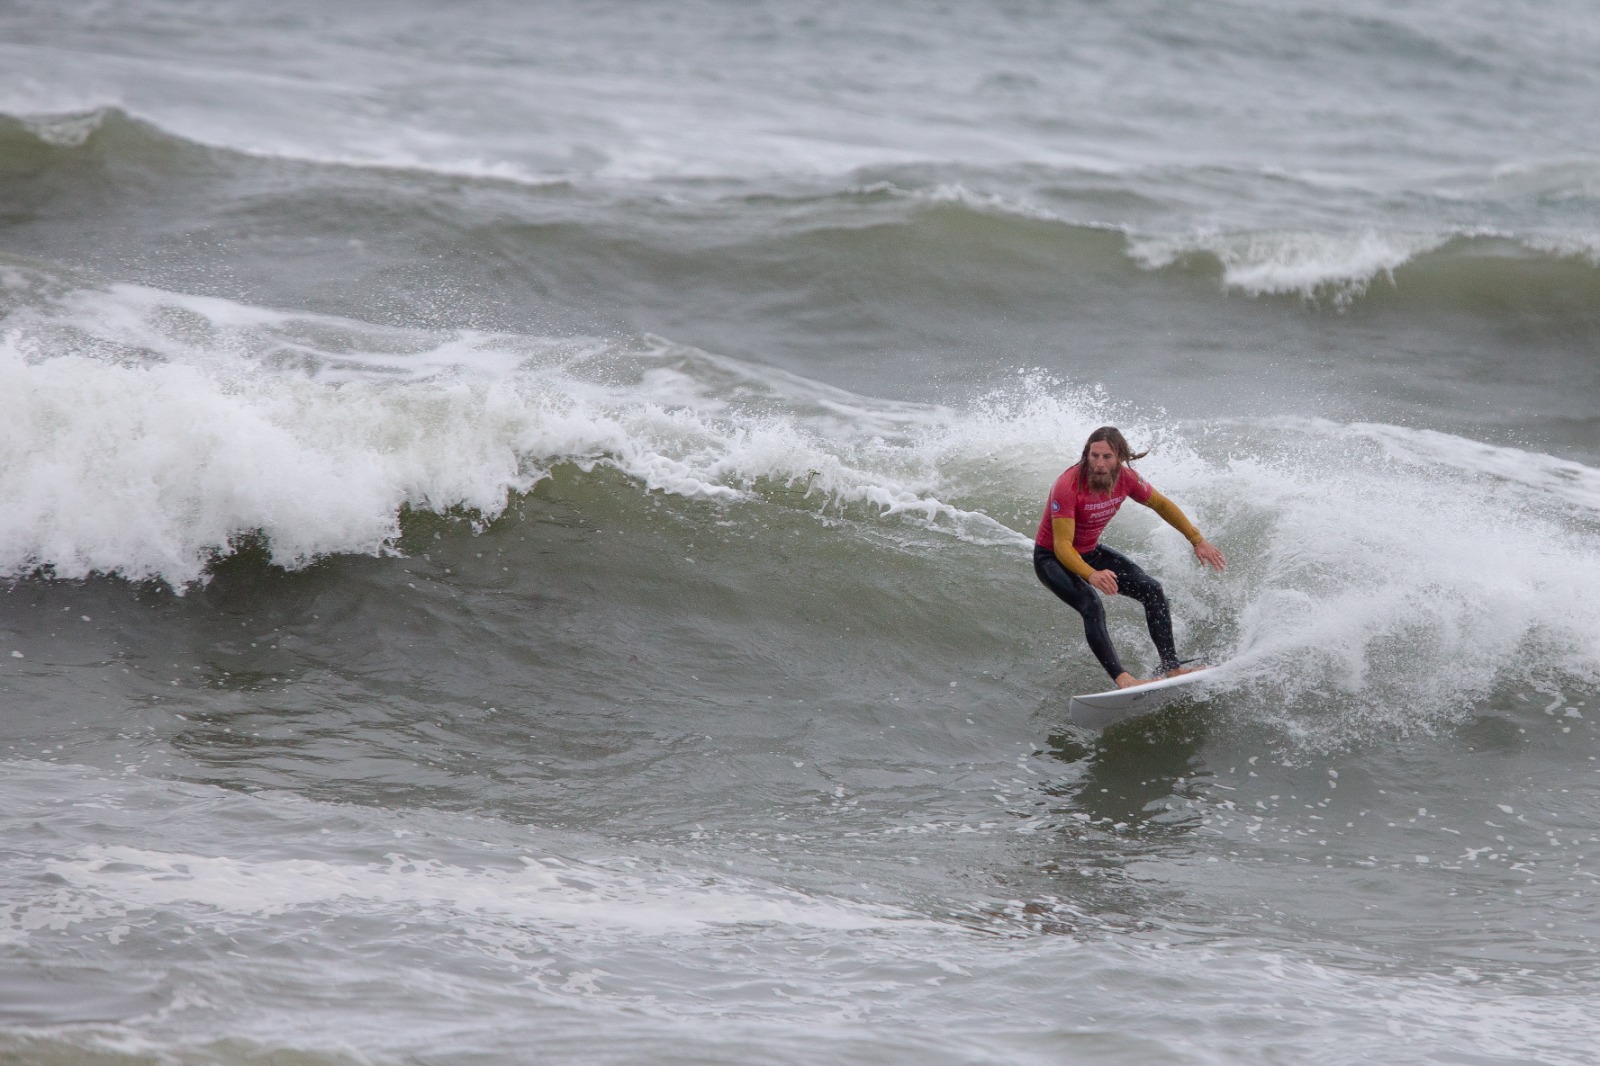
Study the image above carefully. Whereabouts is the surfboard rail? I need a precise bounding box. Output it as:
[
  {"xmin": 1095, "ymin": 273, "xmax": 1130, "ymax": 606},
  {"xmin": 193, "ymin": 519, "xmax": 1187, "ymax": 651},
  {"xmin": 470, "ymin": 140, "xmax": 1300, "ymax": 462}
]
[{"xmin": 1067, "ymin": 666, "xmax": 1222, "ymax": 729}]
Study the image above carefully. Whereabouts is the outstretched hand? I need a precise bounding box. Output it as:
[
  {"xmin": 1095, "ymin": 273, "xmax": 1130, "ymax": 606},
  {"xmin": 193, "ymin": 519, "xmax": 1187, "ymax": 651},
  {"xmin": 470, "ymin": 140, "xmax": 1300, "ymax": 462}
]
[{"xmin": 1194, "ymin": 539, "xmax": 1227, "ymax": 572}]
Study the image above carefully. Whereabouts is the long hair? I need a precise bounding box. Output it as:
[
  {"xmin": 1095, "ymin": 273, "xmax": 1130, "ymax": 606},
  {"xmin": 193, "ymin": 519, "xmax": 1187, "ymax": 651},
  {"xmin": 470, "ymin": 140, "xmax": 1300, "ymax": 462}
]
[{"xmin": 1075, "ymin": 426, "xmax": 1149, "ymax": 490}]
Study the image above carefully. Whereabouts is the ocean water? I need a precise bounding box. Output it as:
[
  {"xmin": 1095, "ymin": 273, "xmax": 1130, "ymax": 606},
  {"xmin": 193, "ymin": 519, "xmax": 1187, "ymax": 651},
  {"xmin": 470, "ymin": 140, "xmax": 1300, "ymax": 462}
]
[{"xmin": 3, "ymin": 2, "xmax": 1599, "ymax": 1063}]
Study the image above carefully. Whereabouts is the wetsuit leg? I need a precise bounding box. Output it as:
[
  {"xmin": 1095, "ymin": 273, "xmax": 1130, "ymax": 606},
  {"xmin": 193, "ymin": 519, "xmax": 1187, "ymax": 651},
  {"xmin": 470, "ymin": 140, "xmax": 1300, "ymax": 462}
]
[
  {"xmin": 1090, "ymin": 544, "xmax": 1181, "ymax": 673},
  {"xmin": 1033, "ymin": 546, "xmax": 1124, "ymax": 680}
]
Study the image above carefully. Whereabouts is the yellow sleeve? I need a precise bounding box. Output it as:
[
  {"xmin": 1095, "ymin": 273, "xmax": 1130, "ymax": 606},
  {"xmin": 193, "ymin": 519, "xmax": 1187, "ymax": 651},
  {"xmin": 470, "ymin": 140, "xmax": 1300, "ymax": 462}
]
[
  {"xmin": 1144, "ymin": 490, "xmax": 1203, "ymax": 545},
  {"xmin": 1050, "ymin": 517, "xmax": 1097, "ymax": 579}
]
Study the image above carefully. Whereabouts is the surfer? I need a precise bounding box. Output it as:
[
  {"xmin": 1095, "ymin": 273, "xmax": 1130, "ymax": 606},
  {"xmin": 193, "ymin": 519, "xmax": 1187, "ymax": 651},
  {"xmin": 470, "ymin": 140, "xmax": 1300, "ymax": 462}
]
[{"xmin": 1035, "ymin": 426, "xmax": 1226, "ymax": 689}]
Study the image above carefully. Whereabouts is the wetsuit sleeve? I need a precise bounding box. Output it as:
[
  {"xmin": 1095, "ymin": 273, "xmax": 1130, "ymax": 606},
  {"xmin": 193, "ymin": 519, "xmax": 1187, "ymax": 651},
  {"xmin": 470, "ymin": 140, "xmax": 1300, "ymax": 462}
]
[
  {"xmin": 1050, "ymin": 517, "xmax": 1098, "ymax": 579},
  {"xmin": 1143, "ymin": 490, "xmax": 1204, "ymax": 545}
]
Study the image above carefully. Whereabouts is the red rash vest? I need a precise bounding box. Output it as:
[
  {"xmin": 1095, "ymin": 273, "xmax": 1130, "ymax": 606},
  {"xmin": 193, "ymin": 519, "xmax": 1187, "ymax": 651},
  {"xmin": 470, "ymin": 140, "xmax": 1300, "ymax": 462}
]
[{"xmin": 1035, "ymin": 464, "xmax": 1154, "ymax": 554}]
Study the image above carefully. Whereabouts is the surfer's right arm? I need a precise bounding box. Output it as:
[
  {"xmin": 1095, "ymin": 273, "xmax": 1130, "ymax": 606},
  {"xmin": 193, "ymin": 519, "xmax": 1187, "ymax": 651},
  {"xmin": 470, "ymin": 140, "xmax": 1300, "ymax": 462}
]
[{"xmin": 1052, "ymin": 517, "xmax": 1119, "ymax": 595}]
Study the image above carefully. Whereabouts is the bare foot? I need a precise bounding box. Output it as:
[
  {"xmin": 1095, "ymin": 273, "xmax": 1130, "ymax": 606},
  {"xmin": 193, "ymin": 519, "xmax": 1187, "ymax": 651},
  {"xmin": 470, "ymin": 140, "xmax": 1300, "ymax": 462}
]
[
  {"xmin": 1163, "ymin": 664, "xmax": 1208, "ymax": 679},
  {"xmin": 1114, "ymin": 672, "xmax": 1153, "ymax": 689}
]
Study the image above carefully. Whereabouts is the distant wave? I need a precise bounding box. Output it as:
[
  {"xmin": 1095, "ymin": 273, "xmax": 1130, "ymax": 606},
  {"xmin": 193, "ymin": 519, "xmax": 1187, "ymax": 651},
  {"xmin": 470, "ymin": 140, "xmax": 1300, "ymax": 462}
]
[
  {"xmin": 1128, "ymin": 227, "xmax": 1600, "ymax": 307},
  {"xmin": 866, "ymin": 190, "xmax": 1600, "ymax": 313},
  {"xmin": 1128, "ymin": 228, "xmax": 1452, "ymax": 302},
  {"xmin": 9, "ymin": 108, "xmax": 1600, "ymax": 319},
  {"xmin": 721, "ymin": 179, "xmax": 1600, "ymax": 316},
  {"xmin": 758, "ymin": 174, "xmax": 1600, "ymax": 308},
  {"xmin": 0, "ymin": 106, "xmax": 566, "ymax": 188}
]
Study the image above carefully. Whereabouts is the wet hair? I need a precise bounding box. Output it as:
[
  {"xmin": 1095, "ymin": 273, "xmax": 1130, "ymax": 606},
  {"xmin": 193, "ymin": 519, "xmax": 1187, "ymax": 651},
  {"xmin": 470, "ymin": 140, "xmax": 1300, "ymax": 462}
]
[{"xmin": 1075, "ymin": 426, "xmax": 1149, "ymax": 490}]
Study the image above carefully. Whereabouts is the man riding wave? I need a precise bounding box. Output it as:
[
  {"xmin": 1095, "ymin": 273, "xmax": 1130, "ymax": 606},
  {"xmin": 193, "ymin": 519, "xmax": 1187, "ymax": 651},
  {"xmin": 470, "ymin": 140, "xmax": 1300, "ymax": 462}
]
[{"xmin": 1034, "ymin": 426, "xmax": 1226, "ymax": 689}]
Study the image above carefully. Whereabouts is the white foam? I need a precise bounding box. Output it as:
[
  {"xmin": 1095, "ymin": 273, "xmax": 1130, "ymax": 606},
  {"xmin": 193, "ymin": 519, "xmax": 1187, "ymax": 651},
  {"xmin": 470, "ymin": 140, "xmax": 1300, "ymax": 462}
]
[
  {"xmin": 909, "ymin": 182, "xmax": 1066, "ymax": 221},
  {"xmin": 1524, "ymin": 233, "xmax": 1600, "ymax": 266},
  {"xmin": 1128, "ymin": 228, "xmax": 1450, "ymax": 301},
  {"xmin": 1, "ymin": 280, "xmax": 1044, "ymax": 587},
  {"xmin": 1346, "ymin": 420, "xmax": 1600, "ymax": 513},
  {"xmin": 1154, "ymin": 418, "xmax": 1600, "ymax": 741},
  {"xmin": 0, "ymin": 313, "xmax": 546, "ymax": 587}
]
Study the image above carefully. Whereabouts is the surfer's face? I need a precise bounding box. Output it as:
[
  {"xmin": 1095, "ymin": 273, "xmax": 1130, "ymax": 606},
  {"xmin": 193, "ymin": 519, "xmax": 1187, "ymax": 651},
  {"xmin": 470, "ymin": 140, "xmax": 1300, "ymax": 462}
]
[{"xmin": 1086, "ymin": 441, "xmax": 1120, "ymax": 491}]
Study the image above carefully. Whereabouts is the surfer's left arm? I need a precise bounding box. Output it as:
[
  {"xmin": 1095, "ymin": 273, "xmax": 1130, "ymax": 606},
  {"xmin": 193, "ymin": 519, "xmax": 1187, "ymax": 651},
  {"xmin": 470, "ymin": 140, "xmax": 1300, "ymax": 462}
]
[{"xmin": 1142, "ymin": 491, "xmax": 1227, "ymax": 572}]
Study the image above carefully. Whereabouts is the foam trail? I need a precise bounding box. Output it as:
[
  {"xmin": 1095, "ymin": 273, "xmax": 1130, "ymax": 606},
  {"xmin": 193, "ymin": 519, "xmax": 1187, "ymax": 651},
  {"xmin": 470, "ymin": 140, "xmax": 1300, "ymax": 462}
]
[
  {"xmin": 8, "ymin": 763, "xmax": 1600, "ymax": 1065},
  {"xmin": 43, "ymin": 844, "xmax": 909, "ymax": 935},
  {"xmin": 1139, "ymin": 421, "xmax": 1600, "ymax": 743}
]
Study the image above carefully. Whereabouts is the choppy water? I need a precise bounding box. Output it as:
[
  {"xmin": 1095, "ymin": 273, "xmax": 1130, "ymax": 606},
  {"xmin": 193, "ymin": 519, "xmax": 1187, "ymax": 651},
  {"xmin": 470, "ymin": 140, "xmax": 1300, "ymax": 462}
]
[{"xmin": 3, "ymin": 2, "xmax": 1599, "ymax": 1063}]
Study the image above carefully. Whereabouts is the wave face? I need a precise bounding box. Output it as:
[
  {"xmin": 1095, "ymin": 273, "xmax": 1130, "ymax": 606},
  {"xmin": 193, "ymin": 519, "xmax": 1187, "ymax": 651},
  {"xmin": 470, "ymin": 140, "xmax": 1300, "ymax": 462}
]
[
  {"xmin": 6, "ymin": 3, "xmax": 1600, "ymax": 1065},
  {"xmin": 5, "ymin": 277, "xmax": 1598, "ymax": 745},
  {"xmin": 7, "ymin": 107, "xmax": 1600, "ymax": 315}
]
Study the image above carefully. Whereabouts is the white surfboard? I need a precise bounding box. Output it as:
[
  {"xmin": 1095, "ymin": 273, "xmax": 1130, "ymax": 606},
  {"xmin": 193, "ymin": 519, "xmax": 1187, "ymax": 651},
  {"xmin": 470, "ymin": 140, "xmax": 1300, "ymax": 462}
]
[{"xmin": 1068, "ymin": 667, "xmax": 1220, "ymax": 730}]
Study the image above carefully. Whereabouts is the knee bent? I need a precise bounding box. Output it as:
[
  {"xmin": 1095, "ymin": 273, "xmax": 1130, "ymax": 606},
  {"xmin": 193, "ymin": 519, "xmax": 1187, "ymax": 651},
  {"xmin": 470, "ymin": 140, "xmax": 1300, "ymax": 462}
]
[{"xmin": 1124, "ymin": 573, "xmax": 1163, "ymax": 600}]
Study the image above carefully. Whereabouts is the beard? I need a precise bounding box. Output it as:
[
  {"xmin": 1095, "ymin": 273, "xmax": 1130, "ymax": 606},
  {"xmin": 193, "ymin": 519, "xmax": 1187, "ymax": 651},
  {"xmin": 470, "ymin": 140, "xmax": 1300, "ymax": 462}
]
[{"xmin": 1086, "ymin": 465, "xmax": 1118, "ymax": 493}]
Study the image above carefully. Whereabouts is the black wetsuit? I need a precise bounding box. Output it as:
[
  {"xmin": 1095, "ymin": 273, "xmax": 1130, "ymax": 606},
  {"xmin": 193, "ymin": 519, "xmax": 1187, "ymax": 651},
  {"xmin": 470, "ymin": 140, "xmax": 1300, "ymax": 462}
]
[{"xmin": 1033, "ymin": 543, "xmax": 1181, "ymax": 681}]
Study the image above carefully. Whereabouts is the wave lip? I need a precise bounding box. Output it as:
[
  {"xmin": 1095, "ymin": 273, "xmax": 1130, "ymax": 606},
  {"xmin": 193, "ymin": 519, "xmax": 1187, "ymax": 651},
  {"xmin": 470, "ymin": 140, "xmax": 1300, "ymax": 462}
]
[
  {"xmin": 0, "ymin": 283, "xmax": 554, "ymax": 587},
  {"xmin": 1, "ymin": 278, "xmax": 1049, "ymax": 589},
  {"xmin": 1127, "ymin": 225, "xmax": 1600, "ymax": 312},
  {"xmin": 0, "ymin": 103, "xmax": 577, "ymax": 196},
  {"xmin": 1128, "ymin": 228, "xmax": 1452, "ymax": 302},
  {"xmin": 0, "ymin": 106, "xmax": 189, "ymax": 179}
]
